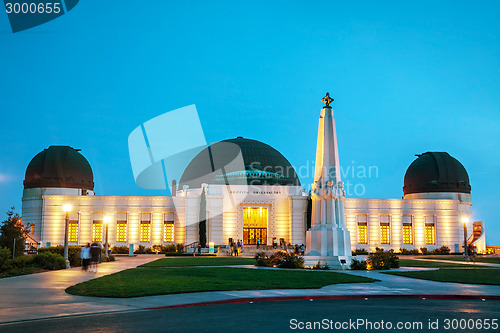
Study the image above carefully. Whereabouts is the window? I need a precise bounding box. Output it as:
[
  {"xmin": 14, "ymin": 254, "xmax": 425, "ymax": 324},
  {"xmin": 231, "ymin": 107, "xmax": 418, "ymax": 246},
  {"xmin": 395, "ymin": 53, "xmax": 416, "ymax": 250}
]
[
  {"xmin": 116, "ymin": 213, "xmax": 127, "ymax": 243},
  {"xmin": 92, "ymin": 221, "xmax": 102, "ymax": 242},
  {"xmin": 380, "ymin": 215, "xmax": 390, "ymax": 244},
  {"xmin": 356, "ymin": 215, "xmax": 368, "ymax": 244},
  {"xmin": 425, "ymin": 216, "xmax": 436, "ymax": 245},
  {"xmin": 164, "ymin": 213, "xmax": 174, "ymax": 243},
  {"xmin": 68, "ymin": 221, "xmax": 78, "ymax": 242},
  {"xmin": 402, "ymin": 215, "xmax": 413, "ymax": 245},
  {"xmin": 164, "ymin": 222, "xmax": 174, "ymax": 242},
  {"xmin": 30, "ymin": 223, "xmax": 35, "ymax": 234},
  {"xmin": 140, "ymin": 213, "xmax": 151, "ymax": 243}
]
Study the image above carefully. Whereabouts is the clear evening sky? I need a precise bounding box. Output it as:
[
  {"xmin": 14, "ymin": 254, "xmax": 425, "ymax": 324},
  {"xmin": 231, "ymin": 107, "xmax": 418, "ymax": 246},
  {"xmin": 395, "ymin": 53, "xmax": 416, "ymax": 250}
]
[{"xmin": 0, "ymin": 1, "xmax": 499, "ymax": 243}]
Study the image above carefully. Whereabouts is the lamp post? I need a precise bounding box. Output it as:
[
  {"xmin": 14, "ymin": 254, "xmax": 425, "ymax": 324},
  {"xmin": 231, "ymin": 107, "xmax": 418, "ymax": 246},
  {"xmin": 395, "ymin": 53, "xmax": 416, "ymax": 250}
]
[
  {"xmin": 62, "ymin": 204, "xmax": 72, "ymax": 269},
  {"xmin": 103, "ymin": 216, "xmax": 110, "ymax": 258},
  {"xmin": 462, "ymin": 216, "xmax": 469, "ymax": 261}
]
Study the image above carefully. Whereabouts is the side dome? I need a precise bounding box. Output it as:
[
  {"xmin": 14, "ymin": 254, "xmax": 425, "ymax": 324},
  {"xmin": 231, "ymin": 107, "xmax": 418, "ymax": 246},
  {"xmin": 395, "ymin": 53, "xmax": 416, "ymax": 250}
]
[
  {"xmin": 24, "ymin": 146, "xmax": 94, "ymax": 190},
  {"xmin": 179, "ymin": 137, "xmax": 300, "ymax": 188},
  {"xmin": 403, "ymin": 152, "xmax": 470, "ymax": 196}
]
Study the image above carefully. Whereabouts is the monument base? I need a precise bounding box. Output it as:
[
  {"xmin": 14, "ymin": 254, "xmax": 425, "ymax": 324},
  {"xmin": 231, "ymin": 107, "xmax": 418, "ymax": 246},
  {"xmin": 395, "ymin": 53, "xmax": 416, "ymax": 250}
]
[
  {"xmin": 304, "ymin": 225, "xmax": 353, "ymax": 269},
  {"xmin": 303, "ymin": 255, "xmax": 351, "ymax": 269}
]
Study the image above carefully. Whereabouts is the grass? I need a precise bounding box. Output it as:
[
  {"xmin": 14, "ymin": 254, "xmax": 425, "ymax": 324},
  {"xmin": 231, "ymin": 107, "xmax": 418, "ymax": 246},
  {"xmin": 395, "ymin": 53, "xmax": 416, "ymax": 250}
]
[
  {"xmin": 384, "ymin": 268, "xmax": 500, "ymax": 285},
  {"xmin": 421, "ymin": 256, "xmax": 500, "ymax": 264},
  {"xmin": 398, "ymin": 259, "xmax": 489, "ymax": 268},
  {"xmin": 66, "ymin": 267, "xmax": 378, "ymax": 298},
  {"xmin": 141, "ymin": 257, "xmax": 255, "ymax": 267}
]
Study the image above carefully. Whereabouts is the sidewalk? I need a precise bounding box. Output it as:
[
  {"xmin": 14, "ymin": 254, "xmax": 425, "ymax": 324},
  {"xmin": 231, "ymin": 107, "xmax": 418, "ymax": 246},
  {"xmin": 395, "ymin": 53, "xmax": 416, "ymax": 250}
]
[{"xmin": 1, "ymin": 256, "xmax": 500, "ymax": 324}]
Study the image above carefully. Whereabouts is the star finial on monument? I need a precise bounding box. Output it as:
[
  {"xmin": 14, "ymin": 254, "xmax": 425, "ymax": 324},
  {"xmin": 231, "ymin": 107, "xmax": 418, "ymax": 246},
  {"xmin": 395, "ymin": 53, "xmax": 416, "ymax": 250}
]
[{"xmin": 321, "ymin": 92, "xmax": 334, "ymax": 107}]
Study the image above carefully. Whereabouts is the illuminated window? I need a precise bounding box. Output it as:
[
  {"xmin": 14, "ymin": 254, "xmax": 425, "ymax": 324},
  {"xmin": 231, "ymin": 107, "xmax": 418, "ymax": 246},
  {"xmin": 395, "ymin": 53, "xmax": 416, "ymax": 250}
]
[
  {"xmin": 356, "ymin": 215, "xmax": 368, "ymax": 244},
  {"xmin": 68, "ymin": 221, "xmax": 78, "ymax": 242},
  {"xmin": 140, "ymin": 223, "xmax": 150, "ymax": 242},
  {"xmin": 92, "ymin": 221, "xmax": 102, "ymax": 242},
  {"xmin": 30, "ymin": 223, "xmax": 35, "ymax": 234},
  {"xmin": 425, "ymin": 216, "xmax": 436, "ymax": 245},
  {"xmin": 358, "ymin": 224, "xmax": 367, "ymax": 244},
  {"xmin": 116, "ymin": 222, "xmax": 127, "ymax": 243},
  {"xmin": 164, "ymin": 222, "xmax": 174, "ymax": 242},
  {"xmin": 140, "ymin": 213, "xmax": 151, "ymax": 243},
  {"xmin": 380, "ymin": 215, "xmax": 390, "ymax": 244},
  {"xmin": 402, "ymin": 215, "xmax": 413, "ymax": 245}
]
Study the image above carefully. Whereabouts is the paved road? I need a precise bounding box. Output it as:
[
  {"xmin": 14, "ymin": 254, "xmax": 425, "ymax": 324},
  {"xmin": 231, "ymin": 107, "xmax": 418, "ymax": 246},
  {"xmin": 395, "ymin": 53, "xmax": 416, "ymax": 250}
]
[{"xmin": 1, "ymin": 299, "xmax": 499, "ymax": 333}]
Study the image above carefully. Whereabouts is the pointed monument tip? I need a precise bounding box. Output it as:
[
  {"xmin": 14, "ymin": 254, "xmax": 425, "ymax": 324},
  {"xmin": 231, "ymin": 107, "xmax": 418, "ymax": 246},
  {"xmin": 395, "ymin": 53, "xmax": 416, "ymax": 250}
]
[{"xmin": 321, "ymin": 92, "xmax": 334, "ymax": 107}]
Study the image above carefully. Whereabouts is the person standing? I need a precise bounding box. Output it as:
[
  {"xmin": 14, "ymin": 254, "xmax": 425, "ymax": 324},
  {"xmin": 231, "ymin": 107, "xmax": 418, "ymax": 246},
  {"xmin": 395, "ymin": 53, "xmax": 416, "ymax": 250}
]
[
  {"xmin": 80, "ymin": 243, "xmax": 91, "ymax": 271},
  {"xmin": 256, "ymin": 238, "xmax": 260, "ymax": 249},
  {"xmin": 89, "ymin": 242, "xmax": 100, "ymax": 272}
]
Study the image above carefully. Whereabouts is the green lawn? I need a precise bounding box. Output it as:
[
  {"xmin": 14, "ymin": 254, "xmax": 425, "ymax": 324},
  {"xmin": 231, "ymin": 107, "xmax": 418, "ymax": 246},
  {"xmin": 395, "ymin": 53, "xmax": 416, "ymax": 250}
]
[
  {"xmin": 398, "ymin": 259, "xmax": 489, "ymax": 268},
  {"xmin": 141, "ymin": 257, "xmax": 255, "ymax": 267},
  {"xmin": 66, "ymin": 267, "xmax": 378, "ymax": 298},
  {"xmin": 421, "ymin": 256, "xmax": 500, "ymax": 264},
  {"xmin": 384, "ymin": 268, "xmax": 500, "ymax": 285}
]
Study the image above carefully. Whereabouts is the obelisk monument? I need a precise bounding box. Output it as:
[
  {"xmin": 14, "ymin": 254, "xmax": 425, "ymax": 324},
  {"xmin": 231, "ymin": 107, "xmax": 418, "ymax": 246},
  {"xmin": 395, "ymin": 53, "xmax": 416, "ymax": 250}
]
[{"xmin": 304, "ymin": 92, "xmax": 352, "ymax": 269}]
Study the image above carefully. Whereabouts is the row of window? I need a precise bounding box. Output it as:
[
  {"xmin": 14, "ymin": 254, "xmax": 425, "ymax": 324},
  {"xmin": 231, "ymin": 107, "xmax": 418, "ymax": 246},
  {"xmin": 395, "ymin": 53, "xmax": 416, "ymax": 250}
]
[
  {"xmin": 68, "ymin": 219, "xmax": 175, "ymax": 244},
  {"xmin": 356, "ymin": 215, "xmax": 436, "ymax": 245}
]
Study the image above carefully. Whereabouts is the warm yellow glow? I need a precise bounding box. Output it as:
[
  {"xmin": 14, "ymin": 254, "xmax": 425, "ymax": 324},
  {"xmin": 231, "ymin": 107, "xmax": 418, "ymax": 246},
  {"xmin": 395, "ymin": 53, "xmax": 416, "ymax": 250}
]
[
  {"xmin": 103, "ymin": 216, "xmax": 111, "ymax": 225},
  {"xmin": 357, "ymin": 225, "xmax": 367, "ymax": 244},
  {"xmin": 62, "ymin": 204, "xmax": 72, "ymax": 212},
  {"xmin": 68, "ymin": 222, "xmax": 78, "ymax": 242},
  {"xmin": 243, "ymin": 207, "xmax": 268, "ymax": 245},
  {"xmin": 380, "ymin": 225, "xmax": 390, "ymax": 244},
  {"xmin": 92, "ymin": 222, "xmax": 103, "ymax": 242},
  {"xmin": 461, "ymin": 216, "xmax": 469, "ymax": 224},
  {"xmin": 425, "ymin": 225, "xmax": 436, "ymax": 245},
  {"xmin": 140, "ymin": 222, "xmax": 151, "ymax": 242},
  {"xmin": 403, "ymin": 225, "xmax": 413, "ymax": 245},
  {"xmin": 163, "ymin": 222, "xmax": 174, "ymax": 242},
  {"xmin": 116, "ymin": 222, "xmax": 127, "ymax": 242}
]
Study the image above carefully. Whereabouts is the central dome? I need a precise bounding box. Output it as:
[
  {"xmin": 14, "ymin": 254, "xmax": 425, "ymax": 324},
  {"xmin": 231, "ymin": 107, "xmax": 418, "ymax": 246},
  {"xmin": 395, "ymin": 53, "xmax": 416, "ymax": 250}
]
[{"xmin": 179, "ymin": 137, "xmax": 300, "ymax": 188}]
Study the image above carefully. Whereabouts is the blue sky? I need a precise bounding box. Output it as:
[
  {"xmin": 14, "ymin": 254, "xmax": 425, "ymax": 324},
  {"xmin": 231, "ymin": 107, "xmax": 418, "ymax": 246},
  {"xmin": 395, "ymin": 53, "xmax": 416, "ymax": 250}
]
[{"xmin": 0, "ymin": 0, "xmax": 499, "ymax": 243}]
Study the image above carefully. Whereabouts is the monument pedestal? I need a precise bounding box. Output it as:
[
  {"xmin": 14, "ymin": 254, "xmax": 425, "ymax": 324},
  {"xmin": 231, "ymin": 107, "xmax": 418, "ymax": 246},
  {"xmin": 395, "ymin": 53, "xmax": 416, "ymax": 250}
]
[{"xmin": 304, "ymin": 225, "xmax": 352, "ymax": 269}]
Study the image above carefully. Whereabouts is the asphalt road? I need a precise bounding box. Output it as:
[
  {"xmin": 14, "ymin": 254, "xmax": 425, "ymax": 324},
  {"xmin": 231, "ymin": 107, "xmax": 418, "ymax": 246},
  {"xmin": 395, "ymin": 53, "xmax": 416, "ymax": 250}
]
[{"xmin": 2, "ymin": 299, "xmax": 499, "ymax": 333}]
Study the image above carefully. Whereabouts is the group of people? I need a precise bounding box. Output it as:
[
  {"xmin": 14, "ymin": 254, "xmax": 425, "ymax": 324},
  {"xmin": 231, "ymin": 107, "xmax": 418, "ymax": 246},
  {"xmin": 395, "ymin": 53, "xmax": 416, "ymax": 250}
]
[
  {"xmin": 230, "ymin": 239, "xmax": 243, "ymax": 256},
  {"xmin": 79, "ymin": 242, "xmax": 101, "ymax": 272}
]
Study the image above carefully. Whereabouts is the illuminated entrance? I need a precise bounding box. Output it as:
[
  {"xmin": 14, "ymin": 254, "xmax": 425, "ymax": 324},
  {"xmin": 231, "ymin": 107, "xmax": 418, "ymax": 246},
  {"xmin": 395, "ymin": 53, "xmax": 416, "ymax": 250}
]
[{"xmin": 243, "ymin": 207, "xmax": 268, "ymax": 245}]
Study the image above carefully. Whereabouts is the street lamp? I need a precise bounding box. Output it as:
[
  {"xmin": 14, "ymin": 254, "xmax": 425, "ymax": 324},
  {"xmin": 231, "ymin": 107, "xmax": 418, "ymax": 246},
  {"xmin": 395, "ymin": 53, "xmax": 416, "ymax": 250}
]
[
  {"xmin": 103, "ymin": 216, "xmax": 110, "ymax": 258},
  {"xmin": 62, "ymin": 204, "xmax": 72, "ymax": 269},
  {"xmin": 462, "ymin": 216, "xmax": 469, "ymax": 261}
]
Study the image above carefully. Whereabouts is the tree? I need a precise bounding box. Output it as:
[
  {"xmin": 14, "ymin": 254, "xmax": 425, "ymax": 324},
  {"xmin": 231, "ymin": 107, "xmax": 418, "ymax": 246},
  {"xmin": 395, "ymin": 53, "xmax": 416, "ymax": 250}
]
[
  {"xmin": 0, "ymin": 207, "xmax": 26, "ymax": 258},
  {"xmin": 198, "ymin": 188, "xmax": 207, "ymax": 247}
]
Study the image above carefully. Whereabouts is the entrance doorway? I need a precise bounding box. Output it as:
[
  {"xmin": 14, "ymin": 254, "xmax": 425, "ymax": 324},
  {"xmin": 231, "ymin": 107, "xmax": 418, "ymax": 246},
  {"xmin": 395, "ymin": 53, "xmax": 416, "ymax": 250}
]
[{"xmin": 243, "ymin": 207, "xmax": 268, "ymax": 245}]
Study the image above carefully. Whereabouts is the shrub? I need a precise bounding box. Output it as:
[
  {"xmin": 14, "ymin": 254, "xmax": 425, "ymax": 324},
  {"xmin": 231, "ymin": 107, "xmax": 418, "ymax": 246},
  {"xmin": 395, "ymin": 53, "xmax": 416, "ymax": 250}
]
[
  {"xmin": 400, "ymin": 248, "xmax": 419, "ymax": 255},
  {"xmin": 164, "ymin": 252, "xmax": 216, "ymax": 257},
  {"xmin": 38, "ymin": 246, "xmax": 82, "ymax": 267},
  {"xmin": 32, "ymin": 252, "xmax": 66, "ymax": 270},
  {"xmin": 134, "ymin": 245, "xmax": 147, "ymax": 254},
  {"xmin": 111, "ymin": 246, "xmax": 129, "ymax": 254},
  {"xmin": 311, "ymin": 261, "xmax": 330, "ymax": 270},
  {"xmin": 431, "ymin": 246, "xmax": 450, "ymax": 255},
  {"xmin": 420, "ymin": 247, "xmax": 430, "ymax": 255},
  {"xmin": 101, "ymin": 254, "xmax": 116, "ymax": 262},
  {"xmin": 350, "ymin": 258, "xmax": 367, "ymax": 270},
  {"xmin": 353, "ymin": 248, "xmax": 368, "ymax": 255},
  {"xmin": 366, "ymin": 247, "xmax": 399, "ymax": 270},
  {"xmin": 254, "ymin": 251, "xmax": 304, "ymax": 269}
]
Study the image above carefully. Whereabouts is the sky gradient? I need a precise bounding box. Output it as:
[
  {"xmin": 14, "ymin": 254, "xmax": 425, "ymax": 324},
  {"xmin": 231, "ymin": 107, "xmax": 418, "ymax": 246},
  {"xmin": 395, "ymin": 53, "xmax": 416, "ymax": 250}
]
[{"xmin": 0, "ymin": 1, "xmax": 499, "ymax": 243}]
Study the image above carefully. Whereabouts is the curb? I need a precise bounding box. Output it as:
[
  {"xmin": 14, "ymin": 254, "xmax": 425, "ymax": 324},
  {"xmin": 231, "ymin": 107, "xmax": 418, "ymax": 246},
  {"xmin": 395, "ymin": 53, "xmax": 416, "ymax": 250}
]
[{"xmin": 146, "ymin": 294, "xmax": 500, "ymax": 310}]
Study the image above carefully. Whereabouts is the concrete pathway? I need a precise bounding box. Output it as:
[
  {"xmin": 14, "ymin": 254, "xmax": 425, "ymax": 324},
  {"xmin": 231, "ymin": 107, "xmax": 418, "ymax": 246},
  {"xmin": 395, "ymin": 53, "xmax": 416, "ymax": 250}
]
[{"xmin": 1, "ymin": 256, "xmax": 500, "ymax": 325}]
